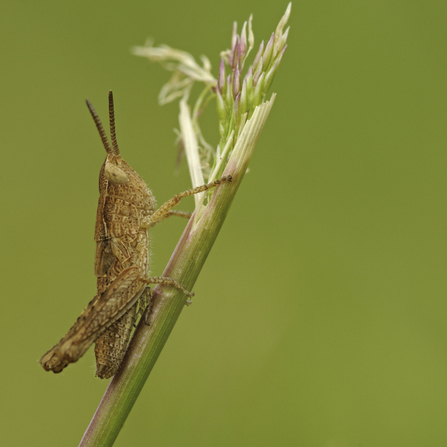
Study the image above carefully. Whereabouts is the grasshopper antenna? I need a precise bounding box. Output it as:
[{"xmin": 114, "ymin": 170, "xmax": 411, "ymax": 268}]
[
  {"xmin": 86, "ymin": 97, "xmax": 113, "ymax": 154},
  {"xmin": 108, "ymin": 90, "xmax": 120, "ymax": 155}
]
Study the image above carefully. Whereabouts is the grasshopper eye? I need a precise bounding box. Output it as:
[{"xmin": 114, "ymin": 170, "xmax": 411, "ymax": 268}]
[{"xmin": 104, "ymin": 162, "xmax": 129, "ymax": 184}]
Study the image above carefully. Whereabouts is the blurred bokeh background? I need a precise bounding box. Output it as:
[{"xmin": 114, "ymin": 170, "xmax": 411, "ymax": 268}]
[{"xmin": 1, "ymin": 1, "xmax": 447, "ymax": 446}]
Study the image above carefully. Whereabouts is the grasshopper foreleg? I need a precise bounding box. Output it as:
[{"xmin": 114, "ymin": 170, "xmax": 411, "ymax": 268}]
[{"xmin": 144, "ymin": 175, "xmax": 232, "ymax": 227}]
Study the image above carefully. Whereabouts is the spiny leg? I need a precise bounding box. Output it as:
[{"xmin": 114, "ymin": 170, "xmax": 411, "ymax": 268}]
[
  {"xmin": 147, "ymin": 175, "xmax": 232, "ymax": 226},
  {"xmin": 167, "ymin": 210, "xmax": 192, "ymax": 219},
  {"xmin": 147, "ymin": 210, "xmax": 192, "ymax": 228}
]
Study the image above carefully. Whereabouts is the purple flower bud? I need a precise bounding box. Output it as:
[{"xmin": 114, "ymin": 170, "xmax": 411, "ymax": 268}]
[
  {"xmin": 252, "ymin": 40, "xmax": 264, "ymax": 73},
  {"xmin": 266, "ymin": 44, "xmax": 287, "ymax": 93},
  {"xmin": 234, "ymin": 91, "xmax": 241, "ymax": 125},
  {"xmin": 282, "ymin": 27, "xmax": 290, "ymax": 45},
  {"xmin": 233, "ymin": 64, "xmax": 240, "ymax": 98},
  {"xmin": 226, "ymin": 74, "xmax": 233, "ymax": 104},
  {"xmin": 253, "ymin": 72, "xmax": 265, "ymax": 106},
  {"xmin": 244, "ymin": 66, "xmax": 253, "ymax": 98},
  {"xmin": 240, "ymin": 79, "xmax": 248, "ymax": 115},
  {"xmin": 231, "ymin": 21, "xmax": 238, "ymax": 52},
  {"xmin": 279, "ymin": 44, "xmax": 287, "ymax": 60},
  {"xmin": 231, "ymin": 37, "xmax": 239, "ymax": 70},
  {"xmin": 218, "ymin": 59, "xmax": 226, "ymax": 94},
  {"xmin": 263, "ymin": 60, "xmax": 278, "ymax": 93},
  {"xmin": 238, "ymin": 39, "xmax": 244, "ymax": 67},
  {"xmin": 248, "ymin": 14, "xmax": 254, "ymax": 49},
  {"xmin": 253, "ymin": 56, "xmax": 263, "ymax": 87},
  {"xmin": 244, "ymin": 66, "xmax": 252, "ymax": 87},
  {"xmin": 274, "ymin": 3, "xmax": 292, "ymax": 54},
  {"xmin": 270, "ymin": 45, "xmax": 287, "ymax": 74},
  {"xmin": 240, "ymin": 21, "xmax": 247, "ymax": 60},
  {"xmin": 244, "ymin": 65, "xmax": 252, "ymax": 83},
  {"xmin": 216, "ymin": 89, "xmax": 227, "ymax": 124},
  {"xmin": 263, "ymin": 33, "xmax": 274, "ymax": 71},
  {"xmin": 275, "ymin": 27, "xmax": 290, "ymax": 55}
]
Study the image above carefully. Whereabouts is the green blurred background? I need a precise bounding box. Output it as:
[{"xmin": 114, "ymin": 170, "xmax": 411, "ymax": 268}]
[{"xmin": 1, "ymin": 1, "xmax": 447, "ymax": 446}]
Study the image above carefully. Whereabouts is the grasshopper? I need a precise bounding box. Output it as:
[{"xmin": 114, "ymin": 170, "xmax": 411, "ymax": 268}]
[{"xmin": 40, "ymin": 91, "xmax": 231, "ymax": 378}]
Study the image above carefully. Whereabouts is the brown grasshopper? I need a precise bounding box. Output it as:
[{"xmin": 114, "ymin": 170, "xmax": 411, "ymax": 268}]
[{"xmin": 40, "ymin": 91, "xmax": 231, "ymax": 378}]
